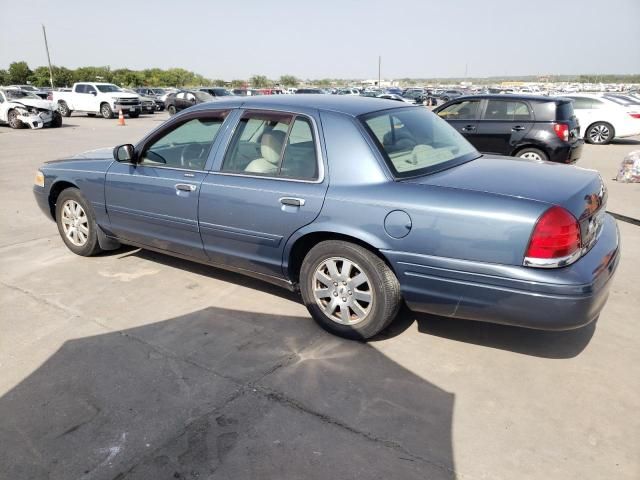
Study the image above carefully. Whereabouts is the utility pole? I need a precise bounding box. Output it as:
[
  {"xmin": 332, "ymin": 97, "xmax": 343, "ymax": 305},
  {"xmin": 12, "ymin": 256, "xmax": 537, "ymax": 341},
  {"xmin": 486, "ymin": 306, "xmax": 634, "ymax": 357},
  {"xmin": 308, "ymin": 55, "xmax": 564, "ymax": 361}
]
[
  {"xmin": 378, "ymin": 55, "xmax": 381, "ymax": 87},
  {"xmin": 42, "ymin": 24, "xmax": 54, "ymax": 88}
]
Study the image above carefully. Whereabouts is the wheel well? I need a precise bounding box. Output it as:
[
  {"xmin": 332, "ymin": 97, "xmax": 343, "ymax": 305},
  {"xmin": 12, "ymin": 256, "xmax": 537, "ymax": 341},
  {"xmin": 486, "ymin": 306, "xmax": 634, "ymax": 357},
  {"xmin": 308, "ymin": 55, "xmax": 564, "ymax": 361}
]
[
  {"xmin": 287, "ymin": 232, "xmax": 394, "ymax": 284},
  {"xmin": 48, "ymin": 181, "xmax": 77, "ymax": 219}
]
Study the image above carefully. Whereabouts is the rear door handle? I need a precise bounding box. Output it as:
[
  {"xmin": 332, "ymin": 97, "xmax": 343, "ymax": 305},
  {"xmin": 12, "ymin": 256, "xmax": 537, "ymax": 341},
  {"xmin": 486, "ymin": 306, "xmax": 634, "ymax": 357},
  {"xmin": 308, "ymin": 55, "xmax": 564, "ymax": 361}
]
[
  {"xmin": 461, "ymin": 125, "xmax": 476, "ymax": 132},
  {"xmin": 279, "ymin": 197, "xmax": 305, "ymax": 207},
  {"xmin": 512, "ymin": 125, "xmax": 526, "ymax": 131},
  {"xmin": 175, "ymin": 183, "xmax": 197, "ymax": 192}
]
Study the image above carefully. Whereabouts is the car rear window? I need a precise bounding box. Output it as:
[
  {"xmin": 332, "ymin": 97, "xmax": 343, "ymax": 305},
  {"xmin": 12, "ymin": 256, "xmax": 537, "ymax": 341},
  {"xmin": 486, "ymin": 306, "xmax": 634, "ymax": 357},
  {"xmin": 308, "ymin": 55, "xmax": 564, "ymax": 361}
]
[
  {"xmin": 360, "ymin": 107, "xmax": 479, "ymax": 178},
  {"xmin": 556, "ymin": 101, "xmax": 575, "ymax": 121}
]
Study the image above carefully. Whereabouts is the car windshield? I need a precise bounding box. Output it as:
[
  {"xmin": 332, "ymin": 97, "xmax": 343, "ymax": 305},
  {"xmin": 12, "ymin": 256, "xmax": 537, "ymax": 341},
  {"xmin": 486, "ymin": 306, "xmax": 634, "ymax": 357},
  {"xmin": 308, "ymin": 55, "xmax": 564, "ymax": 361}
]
[
  {"xmin": 361, "ymin": 107, "xmax": 479, "ymax": 178},
  {"xmin": 4, "ymin": 89, "xmax": 41, "ymax": 100},
  {"xmin": 193, "ymin": 91, "xmax": 214, "ymax": 102},
  {"xmin": 96, "ymin": 84, "xmax": 122, "ymax": 93},
  {"xmin": 152, "ymin": 89, "xmax": 165, "ymax": 94},
  {"xmin": 214, "ymin": 89, "xmax": 231, "ymax": 96},
  {"xmin": 18, "ymin": 85, "xmax": 37, "ymax": 91},
  {"xmin": 604, "ymin": 95, "xmax": 640, "ymax": 106}
]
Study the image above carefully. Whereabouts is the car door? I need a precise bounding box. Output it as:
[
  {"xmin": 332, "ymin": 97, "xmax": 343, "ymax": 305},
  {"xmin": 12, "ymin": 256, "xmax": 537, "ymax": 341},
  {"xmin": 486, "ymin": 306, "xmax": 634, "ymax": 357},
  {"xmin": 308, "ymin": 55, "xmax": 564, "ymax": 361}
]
[
  {"xmin": 74, "ymin": 84, "xmax": 91, "ymax": 111},
  {"xmin": 198, "ymin": 109, "xmax": 328, "ymax": 278},
  {"xmin": 474, "ymin": 99, "xmax": 534, "ymax": 154},
  {"xmin": 435, "ymin": 99, "xmax": 481, "ymax": 143},
  {"xmin": 104, "ymin": 110, "xmax": 230, "ymax": 259}
]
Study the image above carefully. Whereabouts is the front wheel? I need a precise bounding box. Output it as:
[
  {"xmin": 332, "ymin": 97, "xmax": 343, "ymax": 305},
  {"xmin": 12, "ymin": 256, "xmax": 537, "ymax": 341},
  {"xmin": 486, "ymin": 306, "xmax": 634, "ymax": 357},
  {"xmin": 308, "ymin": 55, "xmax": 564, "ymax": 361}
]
[
  {"xmin": 585, "ymin": 122, "xmax": 614, "ymax": 145},
  {"xmin": 517, "ymin": 147, "xmax": 548, "ymax": 162},
  {"xmin": 300, "ymin": 241, "xmax": 402, "ymax": 340},
  {"xmin": 55, "ymin": 188, "xmax": 103, "ymax": 256},
  {"xmin": 50, "ymin": 111, "xmax": 63, "ymax": 128},
  {"xmin": 7, "ymin": 110, "xmax": 25, "ymax": 129},
  {"xmin": 167, "ymin": 105, "xmax": 177, "ymax": 116},
  {"xmin": 100, "ymin": 103, "xmax": 114, "ymax": 119}
]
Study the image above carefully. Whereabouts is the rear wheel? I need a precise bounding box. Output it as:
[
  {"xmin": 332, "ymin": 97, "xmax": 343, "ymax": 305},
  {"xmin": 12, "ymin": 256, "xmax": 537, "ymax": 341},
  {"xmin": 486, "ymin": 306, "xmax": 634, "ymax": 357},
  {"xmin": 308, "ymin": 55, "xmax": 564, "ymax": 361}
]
[
  {"xmin": 58, "ymin": 101, "xmax": 71, "ymax": 117},
  {"xmin": 100, "ymin": 103, "xmax": 114, "ymax": 119},
  {"xmin": 517, "ymin": 147, "xmax": 548, "ymax": 162},
  {"xmin": 7, "ymin": 110, "xmax": 25, "ymax": 129},
  {"xmin": 585, "ymin": 122, "xmax": 614, "ymax": 145},
  {"xmin": 55, "ymin": 188, "xmax": 103, "ymax": 257},
  {"xmin": 300, "ymin": 240, "xmax": 402, "ymax": 340}
]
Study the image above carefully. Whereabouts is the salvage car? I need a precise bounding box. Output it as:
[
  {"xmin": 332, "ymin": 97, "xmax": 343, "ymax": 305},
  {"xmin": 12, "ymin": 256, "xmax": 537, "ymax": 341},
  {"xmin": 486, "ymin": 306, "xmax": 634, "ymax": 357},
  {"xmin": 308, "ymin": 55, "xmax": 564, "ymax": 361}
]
[
  {"xmin": 33, "ymin": 96, "xmax": 619, "ymax": 340},
  {"xmin": 0, "ymin": 88, "xmax": 62, "ymax": 129}
]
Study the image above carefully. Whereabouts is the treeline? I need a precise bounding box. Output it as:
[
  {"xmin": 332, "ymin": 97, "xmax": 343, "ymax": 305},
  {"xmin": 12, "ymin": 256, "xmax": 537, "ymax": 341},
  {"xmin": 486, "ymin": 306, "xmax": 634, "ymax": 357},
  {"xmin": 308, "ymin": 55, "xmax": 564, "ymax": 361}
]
[
  {"xmin": 1, "ymin": 61, "xmax": 638, "ymax": 88},
  {"xmin": 0, "ymin": 61, "xmax": 302, "ymax": 88}
]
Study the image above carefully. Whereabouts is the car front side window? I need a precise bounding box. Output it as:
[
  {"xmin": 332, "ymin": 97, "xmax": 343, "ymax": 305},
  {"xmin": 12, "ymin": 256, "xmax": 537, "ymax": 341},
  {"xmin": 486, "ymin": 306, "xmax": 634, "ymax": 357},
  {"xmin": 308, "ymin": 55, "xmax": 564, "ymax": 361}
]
[
  {"xmin": 437, "ymin": 100, "xmax": 480, "ymax": 120},
  {"xmin": 140, "ymin": 113, "xmax": 228, "ymax": 171}
]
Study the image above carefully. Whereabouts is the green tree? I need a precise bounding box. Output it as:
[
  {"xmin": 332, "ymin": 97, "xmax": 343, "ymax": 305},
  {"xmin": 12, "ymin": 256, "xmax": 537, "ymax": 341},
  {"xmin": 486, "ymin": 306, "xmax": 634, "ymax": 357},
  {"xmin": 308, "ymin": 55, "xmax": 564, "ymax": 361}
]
[
  {"xmin": 8, "ymin": 61, "xmax": 32, "ymax": 84},
  {"xmin": 278, "ymin": 75, "xmax": 298, "ymax": 87},
  {"xmin": 212, "ymin": 79, "xmax": 226, "ymax": 87},
  {"xmin": 30, "ymin": 66, "xmax": 53, "ymax": 87},
  {"xmin": 0, "ymin": 69, "xmax": 9, "ymax": 85},
  {"xmin": 249, "ymin": 75, "xmax": 269, "ymax": 88},
  {"xmin": 230, "ymin": 79, "xmax": 246, "ymax": 88},
  {"xmin": 52, "ymin": 66, "xmax": 74, "ymax": 87}
]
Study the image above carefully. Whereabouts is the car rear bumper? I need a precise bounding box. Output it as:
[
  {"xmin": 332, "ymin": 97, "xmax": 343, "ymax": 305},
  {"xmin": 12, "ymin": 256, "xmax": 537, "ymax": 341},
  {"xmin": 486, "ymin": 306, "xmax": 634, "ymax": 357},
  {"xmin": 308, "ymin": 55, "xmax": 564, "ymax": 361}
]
[
  {"xmin": 384, "ymin": 214, "xmax": 620, "ymax": 330},
  {"xmin": 548, "ymin": 138, "xmax": 584, "ymax": 164}
]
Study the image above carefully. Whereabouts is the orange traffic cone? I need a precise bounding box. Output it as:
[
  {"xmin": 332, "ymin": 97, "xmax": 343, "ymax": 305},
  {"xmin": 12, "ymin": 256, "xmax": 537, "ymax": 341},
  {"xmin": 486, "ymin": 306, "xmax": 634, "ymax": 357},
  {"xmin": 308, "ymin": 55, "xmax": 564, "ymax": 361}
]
[{"xmin": 118, "ymin": 108, "xmax": 125, "ymax": 126}]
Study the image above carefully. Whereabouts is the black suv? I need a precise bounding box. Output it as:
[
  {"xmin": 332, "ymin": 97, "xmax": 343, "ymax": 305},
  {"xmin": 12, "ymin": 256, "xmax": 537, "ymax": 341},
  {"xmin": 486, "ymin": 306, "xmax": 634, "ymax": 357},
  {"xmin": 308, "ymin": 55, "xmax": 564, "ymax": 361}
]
[{"xmin": 433, "ymin": 95, "xmax": 583, "ymax": 163}]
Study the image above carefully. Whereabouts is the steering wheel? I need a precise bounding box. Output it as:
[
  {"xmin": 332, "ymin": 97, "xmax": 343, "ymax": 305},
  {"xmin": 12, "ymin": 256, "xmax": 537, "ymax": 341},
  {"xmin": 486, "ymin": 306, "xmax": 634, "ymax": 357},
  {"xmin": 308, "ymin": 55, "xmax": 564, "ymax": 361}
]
[{"xmin": 180, "ymin": 143, "xmax": 207, "ymax": 169}]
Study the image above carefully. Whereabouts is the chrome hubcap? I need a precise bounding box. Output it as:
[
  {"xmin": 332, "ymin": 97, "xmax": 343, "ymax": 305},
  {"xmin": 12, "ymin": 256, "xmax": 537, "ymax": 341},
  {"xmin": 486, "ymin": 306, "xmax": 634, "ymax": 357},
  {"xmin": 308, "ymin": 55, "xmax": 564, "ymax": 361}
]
[
  {"xmin": 520, "ymin": 151, "xmax": 542, "ymax": 161},
  {"xmin": 312, "ymin": 257, "xmax": 372, "ymax": 325},
  {"xmin": 61, "ymin": 200, "xmax": 89, "ymax": 246},
  {"xmin": 589, "ymin": 124, "xmax": 610, "ymax": 143}
]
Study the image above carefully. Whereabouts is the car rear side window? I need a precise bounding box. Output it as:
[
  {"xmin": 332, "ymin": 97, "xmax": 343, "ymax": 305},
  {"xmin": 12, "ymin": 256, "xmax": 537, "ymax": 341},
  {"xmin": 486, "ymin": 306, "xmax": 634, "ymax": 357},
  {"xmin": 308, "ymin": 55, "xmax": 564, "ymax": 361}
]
[
  {"xmin": 222, "ymin": 111, "xmax": 320, "ymax": 181},
  {"xmin": 436, "ymin": 100, "xmax": 480, "ymax": 120},
  {"xmin": 484, "ymin": 100, "xmax": 532, "ymax": 121}
]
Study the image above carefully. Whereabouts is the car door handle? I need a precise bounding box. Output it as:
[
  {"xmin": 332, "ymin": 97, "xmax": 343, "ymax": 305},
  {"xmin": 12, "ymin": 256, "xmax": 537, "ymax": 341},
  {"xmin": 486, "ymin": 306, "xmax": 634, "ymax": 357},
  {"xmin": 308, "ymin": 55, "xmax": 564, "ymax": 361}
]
[
  {"xmin": 461, "ymin": 125, "xmax": 476, "ymax": 132},
  {"xmin": 175, "ymin": 183, "xmax": 197, "ymax": 192},
  {"xmin": 512, "ymin": 126, "xmax": 526, "ymax": 131},
  {"xmin": 279, "ymin": 197, "xmax": 305, "ymax": 207}
]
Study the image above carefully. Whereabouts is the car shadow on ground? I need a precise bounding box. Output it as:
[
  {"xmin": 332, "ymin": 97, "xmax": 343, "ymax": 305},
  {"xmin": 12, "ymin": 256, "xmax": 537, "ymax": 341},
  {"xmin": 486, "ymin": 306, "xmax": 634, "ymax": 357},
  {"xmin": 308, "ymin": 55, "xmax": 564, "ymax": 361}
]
[
  {"xmin": 610, "ymin": 138, "xmax": 640, "ymax": 145},
  {"xmin": 0, "ymin": 306, "xmax": 456, "ymax": 479},
  {"xmin": 111, "ymin": 247, "xmax": 596, "ymax": 360},
  {"xmin": 377, "ymin": 306, "xmax": 596, "ymax": 359}
]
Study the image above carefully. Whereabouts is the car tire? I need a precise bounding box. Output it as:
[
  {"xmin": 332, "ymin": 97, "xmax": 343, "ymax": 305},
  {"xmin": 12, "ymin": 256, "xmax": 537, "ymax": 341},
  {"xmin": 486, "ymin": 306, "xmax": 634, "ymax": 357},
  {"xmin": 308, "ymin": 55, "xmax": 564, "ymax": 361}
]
[
  {"xmin": 442, "ymin": 96, "xmax": 450, "ymax": 102},
  {"xmin": 299, "ymin": 240, "xmax": 402, "ymax": 340},
  {"xmin": 128, "ymin": 111, "xmax": 140, "ymax": 118},
  {"xmin": 100, "ymin": 103, "xmax": 114, "ymax": 119},
  {"xmin": 517, "ymin": 147, "xmax": 548, "ymax": 162},
  {"xmin": 7, "ymin": 110, "xmax": 25, "ymax": 129},
  {"xmin": 50, "ymin": 111, "xmax": 63, "ymax": 128},
  {"xmin": 585, "ymin": 122, "xmax": 614, "ymax": 145},
  {"xmin": 167, "ymin": 105, "xmax": 177, "ymax": 116},
  {"xmin": 58, "ymin": 101, "xmax": 72, "ymax": 117},
  {"xmin": 55, "ymin": 188, "xmax": 103, "ymax": 257}
]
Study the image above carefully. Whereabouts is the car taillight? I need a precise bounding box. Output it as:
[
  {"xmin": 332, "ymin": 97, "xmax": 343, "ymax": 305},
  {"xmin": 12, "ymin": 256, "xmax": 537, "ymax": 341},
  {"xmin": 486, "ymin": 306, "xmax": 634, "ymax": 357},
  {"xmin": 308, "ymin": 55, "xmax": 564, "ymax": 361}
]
[
  {"xmin": 524, "ymin": 206, "xmax": 581, "ymax": 267},
  {"xmin": 553, "ymin": 122, "xmax": 569, "ymax": 142},
  {"xmin": 629, "ymin": 113, "xmax": 640, "ymax": 119}
]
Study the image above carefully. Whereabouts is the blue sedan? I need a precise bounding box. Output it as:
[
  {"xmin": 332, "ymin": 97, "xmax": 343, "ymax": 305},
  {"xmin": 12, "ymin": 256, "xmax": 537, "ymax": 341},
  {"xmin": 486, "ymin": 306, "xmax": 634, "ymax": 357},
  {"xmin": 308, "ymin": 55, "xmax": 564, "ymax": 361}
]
[{"xmin": 33, "ymin": 96, "xmax": 620, "ymax": 339}]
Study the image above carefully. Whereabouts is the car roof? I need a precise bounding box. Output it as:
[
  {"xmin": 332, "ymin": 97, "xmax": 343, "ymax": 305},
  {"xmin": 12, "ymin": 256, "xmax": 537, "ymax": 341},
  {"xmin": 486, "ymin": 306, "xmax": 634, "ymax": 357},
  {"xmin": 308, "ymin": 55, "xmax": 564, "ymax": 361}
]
[
  {"xmin": 450, "ymin": 94, "xmax": 571, "ymax": 103},
  {"xmin": 189, "ymin": 94, "xmax": 413, "ymax": 117}
]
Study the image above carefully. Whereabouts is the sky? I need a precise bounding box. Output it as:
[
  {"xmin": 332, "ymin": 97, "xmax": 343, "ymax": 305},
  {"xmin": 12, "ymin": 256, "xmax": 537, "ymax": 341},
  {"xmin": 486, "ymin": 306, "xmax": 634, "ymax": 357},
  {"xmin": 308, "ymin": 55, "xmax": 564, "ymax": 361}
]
[{"xmin": 1, "ymin": 0, "xmax": 639, "ymax": 80}]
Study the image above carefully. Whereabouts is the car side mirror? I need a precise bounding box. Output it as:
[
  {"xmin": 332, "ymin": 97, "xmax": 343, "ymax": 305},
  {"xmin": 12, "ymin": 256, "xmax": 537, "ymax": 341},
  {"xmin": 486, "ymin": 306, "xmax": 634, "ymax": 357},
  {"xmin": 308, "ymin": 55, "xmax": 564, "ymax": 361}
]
[
  {"xmin": 90, "ymin": 91, "xmax": 97, "ymax": 96},
  {"xmin": 113, "ymin": 144, "xmax": 137, "ymax": 163}
]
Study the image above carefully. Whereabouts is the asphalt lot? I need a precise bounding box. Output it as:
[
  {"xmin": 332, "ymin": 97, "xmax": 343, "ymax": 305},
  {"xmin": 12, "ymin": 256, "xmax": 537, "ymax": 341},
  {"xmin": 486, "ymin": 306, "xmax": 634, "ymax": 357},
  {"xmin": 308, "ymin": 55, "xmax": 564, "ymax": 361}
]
[{"xmin": 0, "ymin": 112, "xmax": 638, "ymax": 480}]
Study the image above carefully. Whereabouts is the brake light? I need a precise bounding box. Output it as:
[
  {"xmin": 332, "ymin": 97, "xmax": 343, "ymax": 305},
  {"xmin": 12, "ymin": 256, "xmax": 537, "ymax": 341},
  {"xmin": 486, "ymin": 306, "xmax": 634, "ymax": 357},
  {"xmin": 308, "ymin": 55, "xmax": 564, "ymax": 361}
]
[
  {"xmin": 629, "ymin": 113, "xmax": 640, "ymax": 119},
  {"xmin": 524, "ymin": 206, "xmax": 581, "ymax": 267},
  {"xmin": 553, "ymin": 123, "xmax": 569, "ymax": 142}
]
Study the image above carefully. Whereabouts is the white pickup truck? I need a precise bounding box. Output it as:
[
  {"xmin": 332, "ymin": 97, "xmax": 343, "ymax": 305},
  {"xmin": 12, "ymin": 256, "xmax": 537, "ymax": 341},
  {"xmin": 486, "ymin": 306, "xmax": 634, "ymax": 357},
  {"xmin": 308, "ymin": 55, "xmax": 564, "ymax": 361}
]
[{"xmin": 52, "ymin": 83, "xmax": 142, "ymax": 119}]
